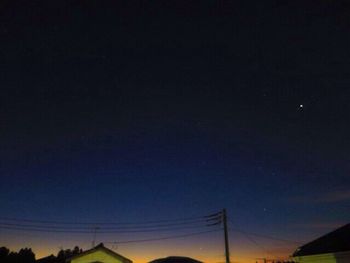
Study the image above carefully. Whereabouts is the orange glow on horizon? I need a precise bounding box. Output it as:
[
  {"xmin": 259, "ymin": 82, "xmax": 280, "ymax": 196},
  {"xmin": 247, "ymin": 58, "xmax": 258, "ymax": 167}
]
[
  {"xmin": 0, "ymin": 231, "xmax": 294, "ymax": 263},
  {"xmin": 4, "ymin": 243, "xmax": 293, "ymax": 263}
]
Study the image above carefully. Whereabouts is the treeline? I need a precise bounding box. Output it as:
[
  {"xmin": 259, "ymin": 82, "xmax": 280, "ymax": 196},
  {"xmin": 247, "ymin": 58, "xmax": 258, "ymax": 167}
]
[
  {"xmin": 0, "ymin": 246, "xmax": 83, "ymax": 263},
  {"xmin": 0, "ymin": 247, "xmax": 35, "ymax": 263}
]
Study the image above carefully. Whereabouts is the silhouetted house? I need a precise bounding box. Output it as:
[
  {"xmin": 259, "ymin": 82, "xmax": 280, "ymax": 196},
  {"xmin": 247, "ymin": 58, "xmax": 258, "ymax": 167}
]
[
  {"xmin": 149, "ymin": 256, "xmax": 203, "ymax": 263},
  {"xmin": 292, "ymin": 223, "xmax": 350, "ymax": 263},
  {"xmin": 36, "ymin": 255, "xmax": 59, "ymax": 263},
  {"xmin": 66, "ymin": 243, "xmax": 132, "ymax": 263}
]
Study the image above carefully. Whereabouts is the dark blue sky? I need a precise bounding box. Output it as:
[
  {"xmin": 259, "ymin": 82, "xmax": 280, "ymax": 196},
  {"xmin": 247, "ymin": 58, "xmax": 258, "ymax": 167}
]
[{"xmin": 1, "ymin": 0, "xmax": 350, "ymax": 262}]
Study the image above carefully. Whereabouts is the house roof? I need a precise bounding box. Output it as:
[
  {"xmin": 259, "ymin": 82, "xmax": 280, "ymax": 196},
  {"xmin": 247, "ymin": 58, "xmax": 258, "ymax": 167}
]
[
  {"xmin": 36, "ymin": 255, "xmax": 59, "ymax": 263},
  {"xmin": 149, "ymin": 256, "xmax": 203, "ymax": 263},
  {"xmin": 293, "ymin": 223, "xmax": 350, "ymax": 257},
  {"xmin": 67, "ymin": 243, "xmax": 132, "ymax": 263}
]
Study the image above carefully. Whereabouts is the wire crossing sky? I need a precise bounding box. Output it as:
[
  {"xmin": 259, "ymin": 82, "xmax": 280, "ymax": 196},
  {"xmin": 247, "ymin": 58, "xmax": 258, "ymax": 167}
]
[{"xmin": 0, "ymin": 213, "xmax": 221, "ymax": 233}]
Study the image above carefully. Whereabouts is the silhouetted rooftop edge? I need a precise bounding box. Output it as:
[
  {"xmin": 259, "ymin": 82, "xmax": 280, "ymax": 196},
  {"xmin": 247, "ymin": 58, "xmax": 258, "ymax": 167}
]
[
  {"xmin": 66, "ymin": 243, "xmax": 133, "ymax": 263},
  {"xmin": 149, "ymin": 256, "xmax": 203, "ymax": 263},
  {"xmin": 293, "ymin": 223, "xmax": 350, "ymax": 257}
]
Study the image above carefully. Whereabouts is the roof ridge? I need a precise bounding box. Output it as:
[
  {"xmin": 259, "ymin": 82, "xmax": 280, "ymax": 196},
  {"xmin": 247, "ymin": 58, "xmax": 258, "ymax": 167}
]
[
  {"xmin": 293, "ymin": 223, "xmax": 350, "ymax": 257},
  {"xmin": 66, "ymin": 244, "xmax": 132, "ymax": 263}
]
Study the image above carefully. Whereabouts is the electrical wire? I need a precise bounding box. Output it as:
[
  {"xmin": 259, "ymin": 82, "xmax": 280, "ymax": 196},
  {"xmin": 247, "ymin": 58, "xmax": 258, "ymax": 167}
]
[
  {"xmin": 228, "ymin": 221, "xmax": 301, "ymax": 245},
  {"xmin": 104, "ymin": 229, "xmax": 221, "ymax": 244},
  {"xmin": 0, "ymin": 212, "xmax": 223, "ymax": 234},
  {"xmin": 0, "ymin": 220, "xmax": 213, "ymax": 230},
  {"xmin": 0, "ymin": 213, "xmax": 218, "ymax": 226},
  {"xmin": 238, "ymin": 230, "xmax": 276, "ymax": 258},
  {"xmin": 0, "ymin": 223, "xmax": 219, "ymax": 233}
]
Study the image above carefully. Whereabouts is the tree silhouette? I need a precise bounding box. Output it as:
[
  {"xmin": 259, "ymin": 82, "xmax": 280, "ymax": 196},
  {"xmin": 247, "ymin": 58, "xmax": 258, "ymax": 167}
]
[
  {"xmin": 18, "ymin": 248, "xmax": 35, "ymax": 263},
  {"xmin": 0, "ymin": 247, "xmax": 35, "ymax": 263},
  {"xmin": 56, "ymin": 246, "xmax": 83, "ymax": 262},
  {"xmin": 0, "ymin": 246, "xmax": 82, "ymax": 263},
  {"xmin": 0, "ymin": 247, "xmax": 10, "ymax": 260}
]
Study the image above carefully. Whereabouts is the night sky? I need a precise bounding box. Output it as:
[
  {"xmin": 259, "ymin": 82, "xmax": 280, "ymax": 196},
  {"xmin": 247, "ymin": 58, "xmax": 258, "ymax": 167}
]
[{"xmin": 1, "ymin": 1, "xmax": 350, "ymax": 263}]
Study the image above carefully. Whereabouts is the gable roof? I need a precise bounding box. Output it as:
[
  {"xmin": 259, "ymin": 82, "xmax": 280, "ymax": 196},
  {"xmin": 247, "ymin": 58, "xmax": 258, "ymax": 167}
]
[
  {"xmin": 293, "ymin": 223, "xmax": 350, "ymax": 257},
  {"xmin": 67, "ymin": 243, "xmax": 132, "ymax": 263}
]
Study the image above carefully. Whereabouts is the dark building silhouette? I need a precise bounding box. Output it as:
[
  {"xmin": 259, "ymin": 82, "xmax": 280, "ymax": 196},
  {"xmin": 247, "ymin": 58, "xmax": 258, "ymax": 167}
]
[
  {"xmin": 293, "ymin": 223, "xmax": 350, "ymax": 263},
  {"xmin": 149, "ymin": 256, "xmax": 203, "ymax": 263}
]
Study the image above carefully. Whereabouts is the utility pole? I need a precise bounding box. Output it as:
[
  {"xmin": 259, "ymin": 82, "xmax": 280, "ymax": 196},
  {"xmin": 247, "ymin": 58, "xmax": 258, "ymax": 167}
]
[{"xmin": 222, "ymin": 209, "xmax": 230, "ymax": 263}]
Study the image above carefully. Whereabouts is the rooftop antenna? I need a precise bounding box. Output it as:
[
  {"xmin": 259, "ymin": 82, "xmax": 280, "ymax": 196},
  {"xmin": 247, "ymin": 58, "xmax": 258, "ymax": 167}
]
[{"xmin": 92, "ymin": 226, "xmax": 100, "ymax": 248}]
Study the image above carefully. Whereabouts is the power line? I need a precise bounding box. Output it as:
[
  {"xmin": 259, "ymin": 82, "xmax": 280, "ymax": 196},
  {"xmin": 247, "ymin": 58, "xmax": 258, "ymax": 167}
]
[
  {"xmin": 228, "ymin": 221, "xmax": 301, "ymax": 245},
  {"xmin": 0, "ymin": 223, "xmax": 217, "ymax": 234},
  {"xmin": 0, "ymin": 213, "xmax": 300, "ymax": 245},
  {"xmin": 0, "ymin": 224, "xmax": 217, "ymax": 234},
  {"xmin": 0, "ymin": 220, "xmax": 212, "ymax": 230},
  {"xmin": 0, "ymin": 226, "xmax": 97, "ymax": 233},
  {"xmin": 104, "ymin": 229, "xmax": 221, "ymax": 244},
  {"xmin": 0, "ymin": 212, "xmax": 222, "ymax": 234},
  {"xmin": 231, "ymin": 228, "xmax": 300, "ymax": 244},
  {"xmin": 239, "ymin": 231, "xmax": 275, "ymax": 258},
  {"xmin": 0, "ymin": 214, "xmax": 214, "ymax": 226}
]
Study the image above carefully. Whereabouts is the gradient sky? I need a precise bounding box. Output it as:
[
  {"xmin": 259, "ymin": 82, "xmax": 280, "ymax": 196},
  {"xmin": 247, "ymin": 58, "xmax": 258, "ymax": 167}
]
[{"xmin": 1, "ymin": 1, "xmax": 350, "ymax": 263}]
